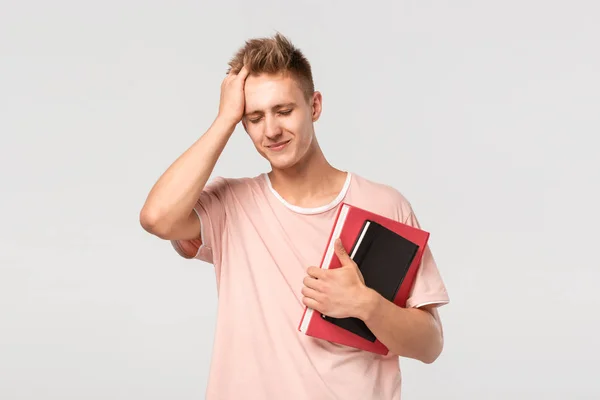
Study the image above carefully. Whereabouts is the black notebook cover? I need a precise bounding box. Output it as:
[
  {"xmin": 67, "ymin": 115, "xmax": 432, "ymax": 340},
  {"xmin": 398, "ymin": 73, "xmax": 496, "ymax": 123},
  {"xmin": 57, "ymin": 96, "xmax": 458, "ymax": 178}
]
[{"xmin": 322, "ymin": 220, "xmax": 420, "ymax": 342}]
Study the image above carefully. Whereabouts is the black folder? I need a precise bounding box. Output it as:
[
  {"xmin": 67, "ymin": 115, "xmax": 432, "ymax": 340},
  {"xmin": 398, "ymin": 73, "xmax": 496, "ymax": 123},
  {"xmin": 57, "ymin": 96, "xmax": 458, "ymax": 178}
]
[{"xmin": 322, "ymin": 219, "xmax": 420, "ymax": 342}]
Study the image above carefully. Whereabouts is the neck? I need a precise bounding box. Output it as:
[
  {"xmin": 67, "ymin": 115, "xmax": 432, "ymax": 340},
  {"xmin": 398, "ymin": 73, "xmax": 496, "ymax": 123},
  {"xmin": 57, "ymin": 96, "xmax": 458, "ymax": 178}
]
[{"xmin": 267, "ymin": 139, "xmax": 347, "ymax": 209}]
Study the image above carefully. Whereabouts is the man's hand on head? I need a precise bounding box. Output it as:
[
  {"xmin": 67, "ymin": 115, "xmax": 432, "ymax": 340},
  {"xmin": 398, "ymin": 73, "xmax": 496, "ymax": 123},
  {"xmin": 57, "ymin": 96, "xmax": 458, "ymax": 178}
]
[
  {"xmin": 217, "ymin": 65, "xmax": 250, "ymax": 128},
  {"xmin": 301, "ymin": 238, "xmax": 379, "ymax": 321}
]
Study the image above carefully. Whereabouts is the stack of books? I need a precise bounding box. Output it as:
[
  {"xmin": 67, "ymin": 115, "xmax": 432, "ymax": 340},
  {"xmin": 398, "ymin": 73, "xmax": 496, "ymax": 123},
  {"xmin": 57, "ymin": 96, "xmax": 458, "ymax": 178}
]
[{"xmin": 298, "ymin": 202, "xmax": 430, "ymax": 355}]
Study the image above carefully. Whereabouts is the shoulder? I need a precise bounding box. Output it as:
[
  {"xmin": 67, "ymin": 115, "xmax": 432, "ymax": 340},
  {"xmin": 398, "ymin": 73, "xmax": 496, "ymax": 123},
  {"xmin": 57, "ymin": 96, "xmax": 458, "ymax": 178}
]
[
  {"xmin": 348, "ymin": 172, "xmax": 414, "ymax": 224},
  {"xmin": 203, "ymin": 174, "xmax": 265, "ymax": 197}
]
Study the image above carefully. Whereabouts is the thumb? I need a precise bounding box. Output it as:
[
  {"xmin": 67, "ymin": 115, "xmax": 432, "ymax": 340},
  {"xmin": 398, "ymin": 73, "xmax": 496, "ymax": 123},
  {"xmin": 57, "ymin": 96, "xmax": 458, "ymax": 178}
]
[{"xmin": 334, "ymin": 238, "xmax": 352, "ymax": 264}]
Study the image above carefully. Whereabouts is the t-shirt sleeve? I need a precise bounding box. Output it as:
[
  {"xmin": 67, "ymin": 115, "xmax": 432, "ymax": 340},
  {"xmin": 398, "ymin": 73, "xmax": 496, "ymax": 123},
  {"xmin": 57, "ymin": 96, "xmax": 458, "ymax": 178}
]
[
  {"xmin": 170, "ymin": 176, "xmax": 229, "ymax": 265},
  {"xmin": 403, "ymin": 210, "xmax": 450, "ymax": 309}
]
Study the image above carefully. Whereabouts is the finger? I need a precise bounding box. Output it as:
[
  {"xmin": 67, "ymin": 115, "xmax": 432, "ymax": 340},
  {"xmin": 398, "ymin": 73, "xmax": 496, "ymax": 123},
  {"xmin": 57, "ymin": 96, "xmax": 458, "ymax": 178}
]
[
  {"xmin": 222, "ymin": 72, "xmax": 234, "ymax": 86},
  {"xmin": 306, "ymin": 266, "xmax": 325, "ymax": 280},
  {"xmin": 334, "ymin": 238, "xmax": 352, "ymax": 264},
  {"xmin": 301, "ymin": 286, "xmax": 323, "ymax": 302},
  {"xmin": 303, "ymin": 275, "xmax": 324, "ymax": 291},
  {"xmin": 237, "ymin": 65, "xmax": 250, "ymax": 80},
  {"xmin": 302, "ymin": 295, "xmax": 322, "ymax": 311}
]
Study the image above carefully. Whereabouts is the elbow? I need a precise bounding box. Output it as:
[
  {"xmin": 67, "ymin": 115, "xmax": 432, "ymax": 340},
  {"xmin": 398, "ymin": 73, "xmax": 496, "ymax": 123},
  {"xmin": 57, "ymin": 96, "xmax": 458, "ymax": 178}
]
[
  {"xmin": 139, "ymin": 206, "xmax": 171, "ymax": 239},
  {"xmin": 421, "ymin": 350, "xmax": 441, "ymax": 365},
  {"xmin": 417, "ymin": 306, "xmax": 445, "ymax": 364},
  {"xmin": 421, "ymin": 333, "xmax": 444, "ymax": 364}
]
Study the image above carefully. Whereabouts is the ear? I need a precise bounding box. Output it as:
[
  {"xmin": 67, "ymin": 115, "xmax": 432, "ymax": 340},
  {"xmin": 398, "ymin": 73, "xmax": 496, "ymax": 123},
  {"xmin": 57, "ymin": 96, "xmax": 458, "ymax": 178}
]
[{"xmin": 311, "ymin": 91, "xmax": 323, "ymax": 122}]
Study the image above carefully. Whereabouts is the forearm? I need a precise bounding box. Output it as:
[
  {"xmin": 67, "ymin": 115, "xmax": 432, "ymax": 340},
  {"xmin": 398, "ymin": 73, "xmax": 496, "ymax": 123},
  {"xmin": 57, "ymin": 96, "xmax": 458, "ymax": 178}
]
[
  {"xmin": 358, "ymin": 288, "xmax": 443, "ymax": 363},
  {"xmin": 140, "ymin": 116, "xmax": 235, "ymax": 236}
]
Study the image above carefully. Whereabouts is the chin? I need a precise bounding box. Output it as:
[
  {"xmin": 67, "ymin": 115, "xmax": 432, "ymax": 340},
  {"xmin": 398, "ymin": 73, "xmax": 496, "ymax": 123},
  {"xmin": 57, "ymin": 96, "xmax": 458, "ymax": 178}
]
[
  {"xmin": 267, "ymin": 147, "xmax": 305, "ymax": 169},
  {"xmin": 268, "ymin": 156, "xmax": 298, "ymax": 170}
]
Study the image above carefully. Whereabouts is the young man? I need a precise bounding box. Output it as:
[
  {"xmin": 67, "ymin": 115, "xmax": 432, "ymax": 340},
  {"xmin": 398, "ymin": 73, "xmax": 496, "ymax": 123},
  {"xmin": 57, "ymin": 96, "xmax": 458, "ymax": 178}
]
[{"xmin": 140, "ymin": 33, "xmax": 449, "ymax": 399}]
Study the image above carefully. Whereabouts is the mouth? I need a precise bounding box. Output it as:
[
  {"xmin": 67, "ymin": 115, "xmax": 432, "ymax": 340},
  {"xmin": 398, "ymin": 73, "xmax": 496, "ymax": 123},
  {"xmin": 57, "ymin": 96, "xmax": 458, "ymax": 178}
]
[{"xmin": 266, "ymin": 140, "xmax": 291, "ymax": 151}]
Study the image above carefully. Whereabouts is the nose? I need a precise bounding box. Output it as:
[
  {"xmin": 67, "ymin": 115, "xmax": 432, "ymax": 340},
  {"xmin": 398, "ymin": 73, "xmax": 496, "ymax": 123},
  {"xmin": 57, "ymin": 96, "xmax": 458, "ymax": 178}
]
[{"xmin": 264, "ymin": 114, "xmax": 283, "ymax": 140}]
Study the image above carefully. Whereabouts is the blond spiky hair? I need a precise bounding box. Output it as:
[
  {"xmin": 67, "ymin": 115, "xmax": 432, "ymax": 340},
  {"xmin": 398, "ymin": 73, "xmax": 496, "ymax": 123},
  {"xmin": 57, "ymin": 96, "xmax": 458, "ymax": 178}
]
[{"xmin": 227, "ymin": 32, "xmax": 315, "ymax": 101}]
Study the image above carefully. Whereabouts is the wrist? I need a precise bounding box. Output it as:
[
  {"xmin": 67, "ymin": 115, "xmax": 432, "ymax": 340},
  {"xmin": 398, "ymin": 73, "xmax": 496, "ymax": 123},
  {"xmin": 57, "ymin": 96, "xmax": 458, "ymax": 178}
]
[
  {"xmin": 357, "ymin": 287, "xmax": 381, "ymax": 322},
  {"xmin": 214, "ymin": 114, "xmax": 240, "ymax": 132}
]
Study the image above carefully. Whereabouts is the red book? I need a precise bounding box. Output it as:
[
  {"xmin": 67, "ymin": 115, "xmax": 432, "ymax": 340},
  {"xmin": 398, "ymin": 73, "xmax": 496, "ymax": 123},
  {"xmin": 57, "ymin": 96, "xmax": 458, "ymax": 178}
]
[{"xmin": 297, "ymin": 202, "xmax": 430, "ymax": 355}]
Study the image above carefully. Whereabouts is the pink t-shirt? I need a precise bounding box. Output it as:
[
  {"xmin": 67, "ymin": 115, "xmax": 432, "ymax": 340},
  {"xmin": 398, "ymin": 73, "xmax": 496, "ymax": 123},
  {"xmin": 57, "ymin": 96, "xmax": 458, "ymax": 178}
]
[{"xmin": 171, "ymin": 171, "xmax": 449, "ymax": 400}]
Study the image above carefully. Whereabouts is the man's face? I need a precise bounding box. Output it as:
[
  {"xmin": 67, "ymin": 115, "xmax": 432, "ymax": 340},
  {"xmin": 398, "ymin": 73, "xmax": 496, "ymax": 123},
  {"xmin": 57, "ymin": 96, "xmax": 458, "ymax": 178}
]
[{"xmin": 242, "ymin": 72, "xmax": 321, "ymax": 170}]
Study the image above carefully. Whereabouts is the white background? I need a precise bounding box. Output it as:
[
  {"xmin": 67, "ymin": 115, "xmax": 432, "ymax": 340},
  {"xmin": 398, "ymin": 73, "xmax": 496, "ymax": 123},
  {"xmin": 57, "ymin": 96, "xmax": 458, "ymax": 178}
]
[{"xmin": 1, "ymin": 0, "xmax": 599, "ymax": 398}]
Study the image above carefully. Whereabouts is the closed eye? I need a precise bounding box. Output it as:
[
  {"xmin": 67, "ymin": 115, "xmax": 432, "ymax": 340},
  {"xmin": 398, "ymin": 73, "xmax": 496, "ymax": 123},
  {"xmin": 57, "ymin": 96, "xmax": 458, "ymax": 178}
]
[{"xmin": 247, "ymin": 109, "xmax": 292, "ymax": 124}]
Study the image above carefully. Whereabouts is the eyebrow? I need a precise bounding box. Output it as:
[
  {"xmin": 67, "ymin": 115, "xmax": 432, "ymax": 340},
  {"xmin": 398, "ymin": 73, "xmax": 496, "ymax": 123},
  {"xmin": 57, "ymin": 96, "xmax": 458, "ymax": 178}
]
[{"xmin": 244, "ymin": 102, "xmax": 296, "ymax": 117}]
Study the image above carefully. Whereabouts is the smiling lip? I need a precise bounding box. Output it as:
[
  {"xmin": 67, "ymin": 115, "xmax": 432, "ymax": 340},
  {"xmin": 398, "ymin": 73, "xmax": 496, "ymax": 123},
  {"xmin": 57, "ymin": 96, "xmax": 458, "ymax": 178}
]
[{"xmin": 267, "ymin": 140, "xmax": 290, "ymax": 151}]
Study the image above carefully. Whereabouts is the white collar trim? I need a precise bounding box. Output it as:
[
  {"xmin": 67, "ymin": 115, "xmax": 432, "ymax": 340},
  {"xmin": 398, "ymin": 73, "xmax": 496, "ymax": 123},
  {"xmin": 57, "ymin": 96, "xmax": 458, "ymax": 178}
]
[{"xmin": 263, "ymin": 172, "xmax": 352, "ymax": 215}]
